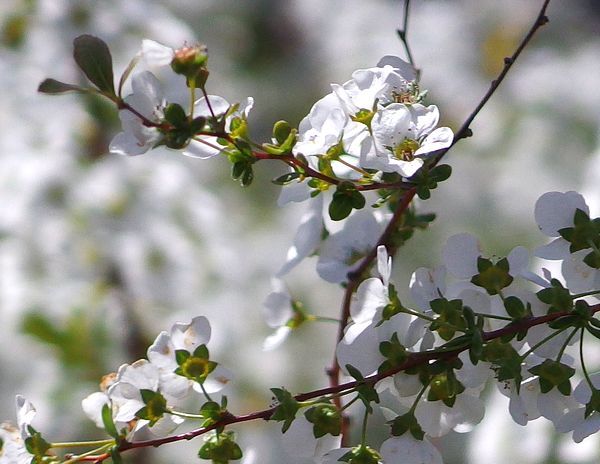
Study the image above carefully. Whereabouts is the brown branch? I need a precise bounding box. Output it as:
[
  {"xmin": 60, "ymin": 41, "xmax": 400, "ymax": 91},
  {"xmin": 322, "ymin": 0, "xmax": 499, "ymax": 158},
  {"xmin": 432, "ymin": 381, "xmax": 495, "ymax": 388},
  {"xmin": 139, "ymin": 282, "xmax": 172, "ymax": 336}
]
[
  {"xmin": 325, "ymin": 0, "xmax": 552, "ymax": 444},
  {"xmin": 95, "ymin": 302, "xmax": 598, "ymax": 462}
]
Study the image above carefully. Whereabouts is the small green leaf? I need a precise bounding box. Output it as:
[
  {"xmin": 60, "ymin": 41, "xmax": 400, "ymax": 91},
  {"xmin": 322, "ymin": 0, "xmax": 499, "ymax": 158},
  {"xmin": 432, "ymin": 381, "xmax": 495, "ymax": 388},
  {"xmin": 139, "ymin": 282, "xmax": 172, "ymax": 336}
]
[
  {"xmin": 164, "ymin": 103, "xmax": 187, "ymax": 127},
  {"xmin": 101, "ymin": 404, "xmax": 119, "ymax": 439},
  {"xmin": 272, "ymin": 172, "xmax": 300, "ymax": 185},
  {"xmin": 304, "ymin": 403, "xmax": 341, "ymax": 438},
  {"xmin": 430, "ymin": 164, "xmax": 452, "ymax": 182},
  {"xmin": 38, "ymin": 78, "xmax": 88, "ymax": 94},
  {"xmin": 273, "ymin": 120, "xmax": 292, "ymax": 145},
  {"xmin": 73, "ymin": 34, "xmax": 115, "ymax": 95},
  {"xmin": 269, "ymin": 388, "xmax": 300, "ymax": 433}
]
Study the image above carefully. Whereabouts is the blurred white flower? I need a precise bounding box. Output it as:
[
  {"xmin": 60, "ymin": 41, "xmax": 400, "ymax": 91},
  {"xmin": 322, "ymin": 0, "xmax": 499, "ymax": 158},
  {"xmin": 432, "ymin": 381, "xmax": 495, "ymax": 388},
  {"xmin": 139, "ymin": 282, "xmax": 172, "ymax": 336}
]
[
  {"xmin": 147, "ymin": 316, "xmax": 233, "ymax": 396},
  {"xmin": 380, "ymin": 434, "xmax": 442, "ymax": 464},
  {"xmin": 110, "ymin": 71, "xmax": 166, "ymax": 156}
]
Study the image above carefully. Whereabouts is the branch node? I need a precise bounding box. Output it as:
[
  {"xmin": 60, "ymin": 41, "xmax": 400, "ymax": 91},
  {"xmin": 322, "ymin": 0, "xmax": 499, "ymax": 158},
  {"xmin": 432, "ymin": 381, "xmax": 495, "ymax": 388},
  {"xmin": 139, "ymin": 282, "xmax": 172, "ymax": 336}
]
[{"xmin": 504, "ymin": 57, "xmax": 513, "ymax": 65}]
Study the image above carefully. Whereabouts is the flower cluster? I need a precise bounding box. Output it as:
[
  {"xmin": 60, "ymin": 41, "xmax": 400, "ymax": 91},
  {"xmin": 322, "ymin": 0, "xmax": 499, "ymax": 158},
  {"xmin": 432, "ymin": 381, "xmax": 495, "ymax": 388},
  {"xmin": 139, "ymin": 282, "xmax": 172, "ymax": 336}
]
[
  {"xmin": 18, "ymin": 8, "xmax": 600, "ymax": 462},
  {"xmin": 294, "ymin": 56, "xmax": 452, "ymax": 179},
  {"xmin": 82, "ymin": 316, "xmax": 232, "ymax": 438}
]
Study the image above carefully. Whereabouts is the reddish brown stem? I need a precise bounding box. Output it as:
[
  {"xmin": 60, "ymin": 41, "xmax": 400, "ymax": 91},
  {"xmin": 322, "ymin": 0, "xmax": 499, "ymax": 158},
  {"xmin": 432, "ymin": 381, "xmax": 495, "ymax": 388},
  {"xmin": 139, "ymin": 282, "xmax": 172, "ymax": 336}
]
[{"xmin": 94, "ymin": 302, "xmax": 597, "ymax": 462}]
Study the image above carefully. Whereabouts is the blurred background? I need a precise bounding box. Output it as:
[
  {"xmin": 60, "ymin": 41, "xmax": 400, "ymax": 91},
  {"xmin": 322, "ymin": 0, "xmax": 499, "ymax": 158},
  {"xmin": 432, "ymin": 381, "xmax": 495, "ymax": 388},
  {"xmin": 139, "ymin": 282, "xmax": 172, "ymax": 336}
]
[{"xmin": 1, "ymin": 0, "xmax": 599, "ymax": 463}]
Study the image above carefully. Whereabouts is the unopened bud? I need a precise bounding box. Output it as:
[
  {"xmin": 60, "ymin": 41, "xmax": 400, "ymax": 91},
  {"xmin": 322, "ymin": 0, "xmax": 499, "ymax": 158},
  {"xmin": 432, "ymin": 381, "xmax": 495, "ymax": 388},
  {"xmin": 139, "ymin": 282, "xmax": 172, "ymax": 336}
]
[{"xmin": 170, "ymin": 43, "xmax": 208, "ymax": 81}]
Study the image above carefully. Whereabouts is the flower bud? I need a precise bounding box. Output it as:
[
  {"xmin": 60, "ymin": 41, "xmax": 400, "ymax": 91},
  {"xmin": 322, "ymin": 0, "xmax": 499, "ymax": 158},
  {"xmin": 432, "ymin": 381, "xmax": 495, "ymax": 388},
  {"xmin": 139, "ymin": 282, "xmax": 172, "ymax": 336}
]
[{"xmin": 170, "ymin": 43, "xmax": 208, "ymax": 82}]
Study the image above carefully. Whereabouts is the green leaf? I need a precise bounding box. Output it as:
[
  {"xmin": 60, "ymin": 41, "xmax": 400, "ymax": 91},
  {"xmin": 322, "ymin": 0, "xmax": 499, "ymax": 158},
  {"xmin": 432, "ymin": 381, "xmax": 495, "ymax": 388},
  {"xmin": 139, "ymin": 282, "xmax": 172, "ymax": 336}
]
[
  {"xmin": 38, "ymin": 78, "xmax": 88, "ymax": 94},
  {"xmin": 529, "ymin": 360, "xmax": 575, "ymax": 395},
  {"xmin": 241, "ymin": 165, "xmax": 254, "ymax": 187},
  {"xmin": 583, "ymin": 250, "xmax": 600, "ymax": 269},
  {"xmin": 304, "ymin": 403, "xmax": 341, "ymax": 438},
  {"xmin": 536, "ymin": 279, "xmax": 573, "ymax": 313},
  {"xmin": 73, "ymin": 35, "xmax": 115, "ymax": 95},
  {"xmin": 273, "ymin": 120, "xmax": 292, "ymax": 145},
  {"xmin": 389, "ymin": 412, "xmax": 425, "ymax": 440},
  {"xmin": 328, "ymin": 195, "xmax": 353, "ymax": 221},
  {"xmin": 198, "ymin": 430, "xmax": 242, "ymax": 462},
  {"xmin": 269, "ymin": 388, "xmax": 300, "ymax": 433},
  {"xmin": 110, "ymin": 446, "xmax": 123, "ymax": 464},
  {"xmin": 504, "ymin": 296, "xmax": 530, "ymax": 319},
  {"xmin": 470, "ymin": 257, "xmax": 513, "ymax": 295},
  {"xmin": 101, "ymin": 404, "xmax": 119, "ymax": 439},
  {"xmin": 430, "ymin": 164, "xmax": 452, "ymax": 182},
  {"xmin": 272, "ymin": 172, "xmax": 300, "ymax": 185},
  {"xmin": 164, "ymin": 103, "xmax": 187, "ymax": 127},
  {"xmin": 193, "ymin": 344, "xmax": 210, "ymax": 359}
]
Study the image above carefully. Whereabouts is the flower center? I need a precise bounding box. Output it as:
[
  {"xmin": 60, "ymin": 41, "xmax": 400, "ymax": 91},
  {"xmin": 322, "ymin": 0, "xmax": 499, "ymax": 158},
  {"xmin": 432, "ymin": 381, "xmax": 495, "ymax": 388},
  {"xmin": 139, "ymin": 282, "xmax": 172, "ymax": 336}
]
[
  {"xmin": 393, "ymin": 138, "xmax": 420, "ymax": 161},
  {"xmin": 181, "ymin": 356, "xmax": 211, "ymax": 379}
]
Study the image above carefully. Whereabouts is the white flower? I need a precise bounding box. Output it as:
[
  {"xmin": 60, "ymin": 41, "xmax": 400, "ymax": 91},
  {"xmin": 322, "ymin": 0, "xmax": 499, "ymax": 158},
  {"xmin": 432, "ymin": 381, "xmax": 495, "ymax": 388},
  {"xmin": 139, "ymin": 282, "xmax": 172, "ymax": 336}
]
[
  {"xmin": 279, "ymin": 416, "xmax": 341, "ymax": 462},
  {"xmin": 409, "ymin": 266, "xmax": 447, "ymax": 312},
  {"xmin": 412, "ymin": 389, "xmax": 485, "ymax": 437},
  {"xmin": 554, "ymin": 373, "xmax": 600, "ymax": 443},
  {"xmin": 534, "ymin": 191, "xmax": 600, "ymax": 293},
  {"xmin": 109, "ymin": 71, "xmax": 165, "ymax": 156},
  {"xmin": 0, "ymin": 423, "xmax": 32, "ymax": 464},
  {"xmin": 277, "ymin": 195, "xmax": 324, "ymax": 276},
  {"xmin": 380, "ymin": 434, "xmax": 442, "ymax": 464},
  {"xmin": 107, "ymin": 359, "xmax": 183, "ymax": 436},
  {"xmin": 15, "ymin": 395, "xmax": 36, "ymax": 441},
  {"xmin": 294, "ymin": 93, "xmax": 349, "ymax": 158},
  {"xmin": 351, "ymin": 245, "xmax": 392, "ymax": 326},
  {"xmin": 317, "ymin": 210, "xmax": 385, "ymax": 284},
  {"xmin": 147, "ymin": 316, "xmax": 233, "ymax": 396},
  {"xmin": 534, "ymin": 191, "xmax": 589, "ymax": 260},
  {"xmin": 442, "ymin": 233, "xmax": 547, "ymax": 286},
  {"xmin": 262, "ymin": 278, "xmax": 294, "ymax": 351},
  {"xmin": 331, "ymin": 55, "xmax": 417, "ymax": 115},
  {"xmin": 360, "ymin": 103, "xmax": 453, "ymax": 177}
]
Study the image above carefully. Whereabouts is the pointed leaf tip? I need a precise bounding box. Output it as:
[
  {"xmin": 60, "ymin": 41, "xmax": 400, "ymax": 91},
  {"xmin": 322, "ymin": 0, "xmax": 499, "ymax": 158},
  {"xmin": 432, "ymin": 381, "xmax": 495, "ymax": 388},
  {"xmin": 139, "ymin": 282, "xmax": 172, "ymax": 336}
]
[{"xmin": 38, "ymin": 78, "xmax": 87, "ymax": 94}]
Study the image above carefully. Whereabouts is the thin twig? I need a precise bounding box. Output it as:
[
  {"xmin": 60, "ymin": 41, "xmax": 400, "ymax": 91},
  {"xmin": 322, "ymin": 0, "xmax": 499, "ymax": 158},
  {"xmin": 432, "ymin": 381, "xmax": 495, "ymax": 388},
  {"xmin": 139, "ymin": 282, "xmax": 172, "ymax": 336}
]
[
  {"xmin": 434, "ymin": 0, "xmax": 550, "ymax": 163},
  {"xmin": 397, "ymin": 0, "xmax": 418, "ymax": 76},
  {"xmin": 328, "ymin": 0, "xmax": 551, "ymax": 444},
  {"xmin": 102, "ymin": 301, "xmax": 597, "ymax": 461}
]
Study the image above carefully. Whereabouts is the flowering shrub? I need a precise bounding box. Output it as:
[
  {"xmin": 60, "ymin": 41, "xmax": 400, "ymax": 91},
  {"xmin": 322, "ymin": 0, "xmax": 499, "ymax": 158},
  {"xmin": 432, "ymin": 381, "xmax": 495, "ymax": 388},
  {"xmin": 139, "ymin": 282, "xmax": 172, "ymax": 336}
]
[{"xmin": 4, "ymin": 1, "xmax": 600, "ymax": 463}]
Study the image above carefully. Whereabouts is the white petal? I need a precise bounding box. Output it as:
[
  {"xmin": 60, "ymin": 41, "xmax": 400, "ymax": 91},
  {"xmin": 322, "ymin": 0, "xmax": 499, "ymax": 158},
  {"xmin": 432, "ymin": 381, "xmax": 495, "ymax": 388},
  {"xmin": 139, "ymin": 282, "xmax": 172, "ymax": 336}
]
[
  {"xmin": 141, "ymin": 39, "xmax": 174, "ymax": 67},
  {"xmin": 336, "ymin": 322, "xmax": 383, "ymax": 376},
  {"xmin": 277, "ymin": 195, "xmax": 324, "ymax": 275},
  {"xmin": 81, "ymin": 392, "xmax": 109, "ymax": 429},
  {"xmin": 442, "ymin": 233, "xmax": 481, "ymax": 279},
  {"xmin": 377, "ymin": 55, "xmax": 417, "ymax": 81},
  {"xmin": 182, "ymin": 138, "xmax": 222, "ymax": 159},
  {"xmin": 534, "ymin": 191, "xmax": 588, "ymax": 237},
  {"xmin": 414, "ymin": 127, "xmax": 453, "ymax": 157},
  {"xmin": 147, "ymin": 331, "xmax": 177, "ymax": 370},
  {"xmin": 193, "ymin": 95, "xmax": 231, "ymax": 118},
  {"xmin": 277, "ymin": 181, "xmax": 312, "ymax": 206},
  {"xmin": 380, "ymin": 435, "xmax": 442, "ymax": 464},
  {"xmin": 263, "ymin": 280, "xmax": 293, "ymax": 328},
  {"xmin": 171, "ymin": 316, "xmax": 211, "ymax": 351},
  {"xmin": 262, "ymin": 326, "xmax": 292, "ymax": 351},
  {"xmin": 201, "ymin": 365, "xmax": 234, "ymax": 393},
  {"xmin": 351, "ymin": 278, "xmax": 387, "ymax": 324}
]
